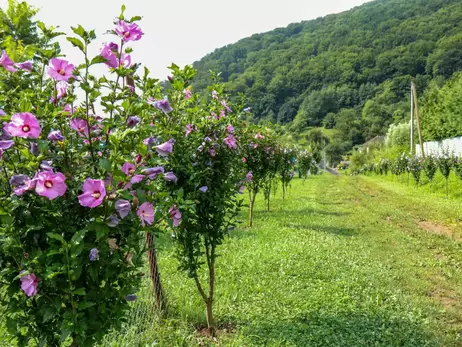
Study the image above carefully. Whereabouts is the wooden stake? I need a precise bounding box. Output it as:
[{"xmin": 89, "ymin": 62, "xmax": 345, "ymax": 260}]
[
  {"xmin": 410, "ymin": 85, "xmax": 414, "ymax": 154},
  {"xmin": 411, "ymin": 81, "xmax": 425, "ymax": 158}
]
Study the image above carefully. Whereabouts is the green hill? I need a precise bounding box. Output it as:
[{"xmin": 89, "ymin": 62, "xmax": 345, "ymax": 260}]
[{"xmin": 191, "ymin": 0, "xmax": 462, "ymax": 151}]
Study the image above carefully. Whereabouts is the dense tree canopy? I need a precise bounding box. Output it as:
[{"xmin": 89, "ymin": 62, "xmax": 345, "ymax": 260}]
[{"xmin": 192, "ymin": 0, "xmax": 462, "ymax": 148}]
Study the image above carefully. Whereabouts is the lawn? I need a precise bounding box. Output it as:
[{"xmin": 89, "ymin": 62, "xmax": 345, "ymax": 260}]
[{"xmin": 3, "ymin": 174, "xmax": 462, "ymax": 346}]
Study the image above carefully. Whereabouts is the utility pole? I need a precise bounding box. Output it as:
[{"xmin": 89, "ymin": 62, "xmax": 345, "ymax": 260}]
[
  {"xmin": 411, "ymin": 80, "xmax": 425, "ymax": 158},
  {"xmin": 323, "ymin": 137, "xmax": 326, "ymax": 169},
  {"xmin": 410, "ymin": 84, "xmax": 414, "ymax": 154}
]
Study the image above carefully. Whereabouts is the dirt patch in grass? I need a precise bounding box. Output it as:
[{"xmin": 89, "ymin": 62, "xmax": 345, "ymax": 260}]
[
  {"xmin": 430, "ymin": 287, "xmax": 459, "ymax": 311},
  {"xmin": 417, "ymin": 220, "xmax": 458, "ymax": 240},
  {"xmin": 195, "ymin": 322, "xmax": 236, "ymax": 344}
]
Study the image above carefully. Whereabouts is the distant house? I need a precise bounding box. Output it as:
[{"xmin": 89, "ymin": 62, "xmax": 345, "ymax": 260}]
[{"xmin": 358, "ymin": 136, "xmax": 385, "ymax": 153}]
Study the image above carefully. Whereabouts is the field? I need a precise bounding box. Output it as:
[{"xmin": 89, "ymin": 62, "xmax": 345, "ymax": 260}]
[{"xmin": 98, "ymin": 174, "xmax": 462, "ymax": 346}]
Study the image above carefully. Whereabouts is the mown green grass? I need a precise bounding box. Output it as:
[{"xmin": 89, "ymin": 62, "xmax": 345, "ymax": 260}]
[
  {"xmin": 100, "ymin": 174, "xmax": 462, "ymax": 346},
  {"xmin": 365, "ymin": 170, "xmax": 462, "ymax": 200},
  {"xmin": 2, "ymin": 174, "xmax": 462, "ymax": 346}
]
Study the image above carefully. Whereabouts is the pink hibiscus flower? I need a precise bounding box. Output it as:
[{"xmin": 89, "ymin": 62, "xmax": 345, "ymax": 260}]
[
  {"xmin": 6, "ymin": 113, "xmax": 41, "ymax": 139},
  {"xmin": 35, "ymin": 171, "xmax": 67, "ymax": 200}
]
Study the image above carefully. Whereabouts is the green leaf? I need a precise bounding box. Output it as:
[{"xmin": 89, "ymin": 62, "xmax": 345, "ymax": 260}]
[
  {"xmin": 78, "ymin": 301, "xmax": 95, "ymax": 311},
  {"xmin": 66, "ymin": 37, "xmax": 85, "ymax": 52},
  {"xmin": 90, "ymin": 55, "xmax": 107, "ymax": 66},
  {"xmin": 71, "ymin": 25, "xmax": 87, "ymax": 39},
  {"xmin": 120, "ymin": 4, "xmax": 126, "ymax": 19},
  {"xmin": 71, "ymin": 229, "xmax": 87, "ymax": 245},
  {"xmin": 99, "ymin": 158, "xmax": 111, "ymax": 172},
  {"xmin": 73, "ymin": 288, "xmax": 86, "ymax": 296},
  {"xmin": 47, "ymin": 233, "xmax": 66, "ymax": 244},
  {"xmin": 117, "ymin": 189, "xmax": 133, "ymax": 200},
  {"xmin": 91, "ymin": 222, "xmax": 109, "ymax": 241},
  {"xmin": 130, "ymin": 16, "xmax": 142, "ymax": 22}
]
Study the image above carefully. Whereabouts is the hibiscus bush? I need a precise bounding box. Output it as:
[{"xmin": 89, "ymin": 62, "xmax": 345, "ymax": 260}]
[
  {"xmin": 0, "ymin": 8, "xmax": 183, "ymax": 346},
  {"xmin": 297, "ymin": 149, "xmax": 315, "ymax": 181},
  {"xmin": 242, "ymin": 127, "xmax": 277, "ymax": 226},
  {"xmin": 153, "ymin": 68, "xmax": 246, "ymax": 336},
  {"xmin": 437, "ymin": 151, "xmax": 453, "ymax": 198},
  {"xmin": 278, "ymin": 146, "xmax": 297, "ymax": 199},
  {"xmin": 409, "ymin": 156, "xmax": 423, "ymax": 187}
]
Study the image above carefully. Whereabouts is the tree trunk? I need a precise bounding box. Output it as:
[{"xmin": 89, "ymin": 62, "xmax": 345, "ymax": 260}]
[
  {"xmin": 145, "ymin": 232, "xmax": 167, "ymax": 314},
  {"xmin": 249, "ymin": 192, "xmax": 256, "ymax": 227},
  {"xmin": 205, "ymin": 298, "xmax": 215, "ymax": 337},
  {"xmin": 446, "ymin": 178, "xmax": 449, "ymax": 199}
]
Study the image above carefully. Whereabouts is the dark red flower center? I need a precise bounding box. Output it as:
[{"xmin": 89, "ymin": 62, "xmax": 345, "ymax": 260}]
[
  {"xmin": 123, "ymin": 31, "xmax": 130, "ymax": 38},
  {"xmin": 91, "ymin": 191, "xmax": 101, "ymax": 199},
  {"xmin": 44, "ymin": 180, "xmax": 53, "ymax": 188},
  {"xmin": 22, "ymin": 125, "xmax": 30, "ymax": 132},
  {"xmin": 128, "ymin": 168, "xmax": 135, "ymax": 174},
  {"xmin": 59, "ymin": 69, "xmax": 65, "ymax": 75}
]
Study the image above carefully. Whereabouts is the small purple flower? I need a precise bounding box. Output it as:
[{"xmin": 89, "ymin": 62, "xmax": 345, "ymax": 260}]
[
  {"xmin": 115, "ymin": 199, "xmax": 131, "ymax": 219},
  {"xmin": 199, "ymin": 186, "xmax": 208, "ymax": 193},
  {"xmin": 30, "ymin": 142, "xmax": 39, "ymax": 156},
  {"xmin": 154, "ymin": 99, "xmax": 173, "ymax": 113},
  {"xmin": 143, "ymin": 166, "xmax": 164, "ymax": 180},
  {"xmin": 212, "ymin": 90, "xmax": 218, "ymax": 100},
  {"xmin": 155, "ymin": 140, "xmax": 173, "ymax": 157},
  {"xmin": 137, "ymin": 202, "xmax": 154, "ymax": 226},
  {"xmin": 40, "ymin": 160, "xmax": 54, "ymax": 171},
  {"xmin": 208, "ymin": 148, "xmax": 216, "ymax": 157},
  {"xmin": 47, "ymin": 130, "xmax": 64, "ymax": 141},
  {"xmin": 246, "ymin": 172, "xmax": 253, "ymax": 182},
  {"xmin": 10, "ymin": 174, "xmax": 29, "ymax": 187},
  {"xmin": 169, "ymin": 206, "xmax": 182, "ymax": 227},
  {"xmin": 0, "ymin": 109, "xmax": 5, "ymax": 116},
  {"xmin": 184, "ymin": 88, "xmax": 192, "ymax": 99},
  {"xmin": 48, "ymin": 58, "xmax": 75, "ymax": 81},
  {"xmin": 239, "ymin": 185, "xmax": 245, "ymax": 194},
  {"xmin": 221, "ymin": 100, "xmax": 231, "ymax": 113},
  {"xmin": 197, "ymin": 145, "xmax": 204, "ymax": 152},
  {"xmin": 100, "ymin": 43, "xmax": 118, "ymax": 68},
  {"xmin": 106, "ymin": 214, "xmax": 120, "ymax": 227},
  {"xmin": 204, "ymin": 137, "xmax": 212, "ymax": 143},
  {"xmin": 0, "ymin": 140, "xmax": 14, "ymax": 150},
  {"xmin": 55, "ymin": 81, "xmax": 68, "ymax": 100},
  {"xmin": 126, "ymin": 294, "xmax": 137, "ymax": 302},
  {"xmin": 20, "ymin": 272, "xmax": 39, "ymax": 296},
  {"xmin": 224, "ymin": 134, "xmax": 237, "ymax": 149},
  {"xmin": 226, "ymin": 125, "xmax": 234, "ymax": 134},
  {"xmin": 16, "ymin": 61, "xmax": 33, "ymax": 71},
  {"xmin": 13, "ymin": 175, "xmax": 36, "ymax": 196},
  {"xmin": 130, "ymin": 174, "xmax": 145, "ymax": 184},
  {"xmin": 78, "ymin": 179, "xmax": 106, "ymax": 208},
  {"xmin": 89, "ymin": 248, "xmax": 99, "ymax": 261},
  {"xmin": 127, "ymin": 116, "xmax": 140, "ymax": 127},
  {"xmin": 0, "ymin": 50, "xmax": 17, "ymax": 72},
  {"xmin": 115, "ymin": 20, "xmax": 143, "ymax": 42},
  {"xmin": 186, "ymin": 124, "xmax": 193, "ymax": 136},
  {"xmin": 143, "ymin": 136, "xmax": 157, "ymax": 148},
  {"xmin": 164, "ymin": 171, "xmax": 178, "ymax": 183}
]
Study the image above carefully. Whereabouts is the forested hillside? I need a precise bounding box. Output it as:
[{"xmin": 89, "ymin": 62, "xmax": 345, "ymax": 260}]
[{"xmin": 192, "ymin": 0, "xmax": 462, "ymax": 152}]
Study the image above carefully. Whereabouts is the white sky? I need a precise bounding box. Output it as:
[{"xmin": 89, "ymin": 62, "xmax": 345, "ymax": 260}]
[{"xmin": 1, "ymin": 0, "xmax": 370, "ymax": 79}]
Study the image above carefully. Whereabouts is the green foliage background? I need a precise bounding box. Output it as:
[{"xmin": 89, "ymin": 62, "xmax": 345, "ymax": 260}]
[{"xmin": 191, "ymin": 0, "xmax": 462, "ymax": 151}]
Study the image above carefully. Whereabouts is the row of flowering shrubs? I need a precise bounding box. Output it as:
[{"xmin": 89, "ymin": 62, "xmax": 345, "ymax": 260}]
[
  {"xmin": 352, "ymin": 152, "xmax": 462, "ymax": 198},
  {"xmin": 0, "ymin": 5, "xmax": 319, "ymax": 346}
]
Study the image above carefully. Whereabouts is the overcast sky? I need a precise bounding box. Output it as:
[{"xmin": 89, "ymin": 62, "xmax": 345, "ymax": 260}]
[{"xmin": 1, "ymin": 0, "xmax": 370, "ymax": 79}]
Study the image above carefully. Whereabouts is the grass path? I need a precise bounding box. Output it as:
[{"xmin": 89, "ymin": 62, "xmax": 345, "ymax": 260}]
[{"xmin": 101, "ymin": 174, "xmax": 460, "ymax": 346}]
